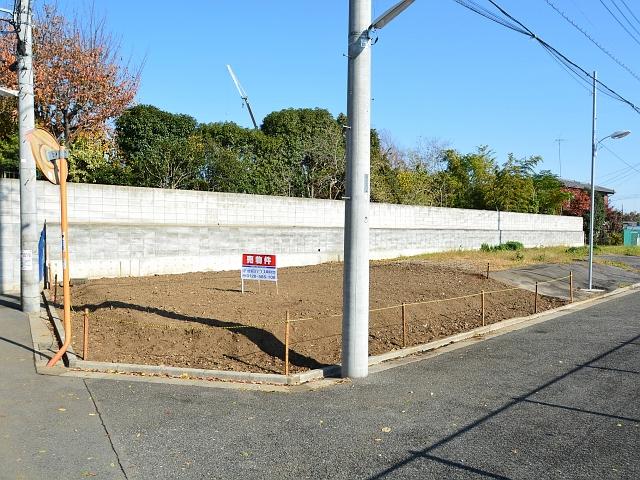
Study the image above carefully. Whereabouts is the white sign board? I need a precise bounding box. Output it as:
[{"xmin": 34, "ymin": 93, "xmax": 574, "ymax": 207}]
[{"xmin": 241, "ymin": 254, "xmax": 277, "ymax": 293}]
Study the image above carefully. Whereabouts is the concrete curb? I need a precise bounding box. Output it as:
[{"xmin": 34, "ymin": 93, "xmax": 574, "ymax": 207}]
[
  {"xmin": 37, "ymin": 281, "xmax": 640, "ymax": 388},
  {"xmin": 368, "ymin": 281, "xmax": 640, "ymax": 366}
]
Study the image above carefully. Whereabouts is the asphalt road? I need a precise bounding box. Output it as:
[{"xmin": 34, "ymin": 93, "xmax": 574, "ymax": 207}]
[
  {"xmin": 492, "ymin": 258, "xmax": 640, "ymax": 300},
  {"xmin": 89, "ymin": 290, "xmax": 640, "ymax": 480},
  {"xmin": 2, "ymin": 289, "xmax": 639, "ymax": 479}
]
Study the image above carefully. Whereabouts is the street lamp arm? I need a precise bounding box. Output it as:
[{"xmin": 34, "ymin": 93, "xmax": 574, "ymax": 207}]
[
  {"xmin": 597, "ymin": 130, "xmax": 631, "ymax": 146},
  {"xmin": 369, "ymin": 0, "xmax": 414, "ymax": 31}
]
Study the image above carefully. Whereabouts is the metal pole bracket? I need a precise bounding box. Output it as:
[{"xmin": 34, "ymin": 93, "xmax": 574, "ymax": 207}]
[{"xmin": 46, "ymin": 149, "xmax": 68, "ymax": 161}]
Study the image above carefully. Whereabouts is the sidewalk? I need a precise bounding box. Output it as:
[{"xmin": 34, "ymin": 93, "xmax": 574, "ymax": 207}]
[{"xmin": 0, "ymin": 296, "xmax": 125, "ymax": 479}]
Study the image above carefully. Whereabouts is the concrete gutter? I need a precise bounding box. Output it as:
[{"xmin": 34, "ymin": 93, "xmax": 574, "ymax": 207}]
[{"xmin": 35, "ymin": 282, "xmax": 640, "ymax": 389}]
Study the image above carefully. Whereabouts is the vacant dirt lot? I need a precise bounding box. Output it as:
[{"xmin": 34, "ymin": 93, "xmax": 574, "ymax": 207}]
[{"xmin": 62, "ymin": 260, "xmax": 564, "ymax": 374}]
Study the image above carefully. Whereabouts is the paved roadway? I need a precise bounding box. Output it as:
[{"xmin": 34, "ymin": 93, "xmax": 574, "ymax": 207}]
[{"xmin": 1, "ymin": 289, "xmax": 639, "ymax": 479}]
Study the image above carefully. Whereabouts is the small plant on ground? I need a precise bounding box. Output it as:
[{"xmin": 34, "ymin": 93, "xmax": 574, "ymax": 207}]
[
  {"xmin": 480, "ymin": 241, "xmax": 524, "ymax": 252},
  {"xmin": 565, "ymin": 245, "xmax": 601, "ymax": 256}
]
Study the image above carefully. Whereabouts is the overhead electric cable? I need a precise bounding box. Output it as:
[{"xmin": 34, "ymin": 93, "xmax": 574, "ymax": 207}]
[
  {"xmin": 453, "ymin": 0, "xmax": 640, "ymax": 116},
  {"xmin": 619, "ymin": 0, "xmax": 640, "ymax": 28},
  {"xmin": 541, "ymin": 47, "xmax": 592, "ymax": 93},
  {"xmin": 600, "ymin": 144, "xmax": 640, "ymax": 176},
  {"xmin": 597, "ymin": 0, "xmax": 640, "ymax": 46},
  {"xmin": 542, "ymin": 0, "xmax": 640, "ymax": 84},
  {"xmin": 601, "ymin": 163, "xmax": 640, "ymax": 184},
  {"xmin": 568, "ymin": 0, "xmax": 597, "ymax": 29},
  {"xmin": 610, "ymin": 0, "xmax": 640, "ymax": 38},
  {"xmin": 452, "ymin": 0, "xmax": 527, "ymax": 34},
  {"xmin": 601, "ymin": 160, "xmax": 640, "ymax": 180}
]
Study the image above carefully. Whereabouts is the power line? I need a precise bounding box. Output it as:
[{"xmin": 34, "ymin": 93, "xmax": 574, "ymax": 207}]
[
  {"xmin": 597, "ymin": 0, "xmax": 640, "ymax": 46},
  {"xmin": 600, "ymin": 144, "xmax": 640, "ymax": 176},
  {"xmin": 610, "ymin": 0, "xmax": 640, "ymax": 38},
  {"xmin": 568, "ymin": 0, "xmax": 597, "ymax": 29},
  {"xmin": 452, "ymin": 0, "xmax": 527, "ymax": 34},
  {"xmin": 619, "ymin": 0, "xmax": 640, "ymax": 28},
  {"xmin": 601, "ymin": 162, "xmax": 640, "ymax": 181},
  {"xmin": 542, "ymin": 0, "xmax": 640, "ymax": 84},
  {"xmin": 453, "ymin": 0, "xmax": 640, "ymax": 116},
  {"xmin": 540, "ymin": 42, "xmax": 592, "ymax": 93},
  {"xmin": 601, "ymin": 165, "xmax": 640, "ymax": 185}
]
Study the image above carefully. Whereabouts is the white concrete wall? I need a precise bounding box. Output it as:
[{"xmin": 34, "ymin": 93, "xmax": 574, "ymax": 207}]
[{"xmin": 0, "ymin": 179, "xmax": 584, "ymax": 292}]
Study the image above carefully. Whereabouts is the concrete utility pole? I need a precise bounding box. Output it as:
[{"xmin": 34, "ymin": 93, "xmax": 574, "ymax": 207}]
[
  {"xmin": 16, "ymin": 0, "xmax": 39, "ymax": 314},
  {"xmin": 342, "ymin": 0, "xmax": 414, "ymax": 378},
  {"xmin": 588, "ymin": 71, "xmax": 597, "ymax": 291},
  {"xmin": 342, "ymin": 0, "xmax": 372, "ymax": 379}
]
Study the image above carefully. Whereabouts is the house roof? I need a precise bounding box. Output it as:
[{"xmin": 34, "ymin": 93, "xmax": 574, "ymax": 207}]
[{"xmin": 560, "ymin": 179, "xmax": 615, "ymax": 195}]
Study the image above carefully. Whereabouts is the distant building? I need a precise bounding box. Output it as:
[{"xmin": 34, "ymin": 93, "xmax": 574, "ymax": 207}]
[
  {"xmin": 624, "ymin": 225, "xmax": 640, "ymax": 246},
  {"xmin": 560, "ymin": 179, "xmax": 615, "ymax": 216}
]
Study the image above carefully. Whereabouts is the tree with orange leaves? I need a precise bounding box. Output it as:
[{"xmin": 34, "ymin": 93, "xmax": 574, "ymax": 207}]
[{"xmin": 0, "ymin": 3, "xmax": 139, "ymax": 144}]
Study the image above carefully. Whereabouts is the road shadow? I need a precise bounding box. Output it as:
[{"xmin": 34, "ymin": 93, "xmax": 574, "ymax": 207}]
[
  {"xmin": 366, "ymin": 332, "xmax": 640, "ymax": 479},
  {"xmin": 0, "ymin": 334, "xmax": 45, "ymax": 357},
  {"xmin": 69, "ymin": 300, "xmax": 329, "ymax": 371},
  {"xmin": 0, "ymin": 294, "xmax": 20, "ymax": 310}
]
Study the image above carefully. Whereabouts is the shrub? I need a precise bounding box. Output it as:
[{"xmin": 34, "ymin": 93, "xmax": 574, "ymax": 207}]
[
  {"xmin": 480, "ymin": 241, "xmax": 524, "ymax": 252},
  {"xmin": 503, "ymin": 241, "xmax": 524, "ymax": 251},
  {"xmin": 565, "ymin": 245, "xmax": 600, "ymax": 255}
]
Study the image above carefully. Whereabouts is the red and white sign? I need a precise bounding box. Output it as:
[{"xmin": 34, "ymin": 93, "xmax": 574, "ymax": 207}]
[
  {"xmin": 241, "ymin": 253, "xmax": 277, "ymax": 281},
  {"xmin": 242, "ymin": 254, "xmax": 276, "ymax": 268}
]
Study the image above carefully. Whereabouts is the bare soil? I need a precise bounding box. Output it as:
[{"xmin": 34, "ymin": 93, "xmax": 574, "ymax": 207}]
[{"xmin": 62, "ymin": 260, "xmax": 564, "ymax": 375}]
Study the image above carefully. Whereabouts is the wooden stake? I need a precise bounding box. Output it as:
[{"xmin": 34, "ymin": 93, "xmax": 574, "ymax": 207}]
[
  {"xmin": 284, "ymin": 311, "xmax": 290, "ymax": 376},
  {"xmin": 481, "ymin": 290, "xmax": 485, "ymax": 327},
  {"xmin": 83, "ymin": 308, "xmax": 89, "ymax": 360},
  {"xmin": 569, "ymin": 271, "xmax": 574, "ymax": 303},
  {"xmin": 534, "ymin": 282, "xmax": 538, "ymax": 314},
  {"xmin": 486, "ymin": 262, "xmax": 490, "ymax": 279},
  {"xmin": 402, "ymin": 303, "xmax": 407, "ymax": 348},
  {"xmin": 53, "ymin": 274, "xmax": 58, "ymax": 303}
]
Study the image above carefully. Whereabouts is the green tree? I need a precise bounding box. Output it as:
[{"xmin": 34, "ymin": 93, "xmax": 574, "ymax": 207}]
[
  {"xmin": 444, "ymin": 146, "xmax": 496, "ymax": 209},
  {"xmin": 0, "ymin": 98, "xmax": 18, "ymax": 176},
  {"xmin": 115, "ymin": 105, "xmax": 201, "ymax": 188},
  {"xmin": 485, "ymin": 154, "xmax": 539, "ymax": 213},
  {"xmin": 532, "ymin": 170, "xmax": 571, "ymax": 215},
  {"xmin": 261, "ymin": 108, "xmax": 345, "ymax": 199},
  {"xmin": 68, "ymin": 136, "xmax": 132, "ymax": 185},
  {"xmin": 584, "ymin": 193, "xmax": 606, "ymax": 245},
  {"xmin": 370, "ymin": 129, "xmax": 403, "ymax": 203}
]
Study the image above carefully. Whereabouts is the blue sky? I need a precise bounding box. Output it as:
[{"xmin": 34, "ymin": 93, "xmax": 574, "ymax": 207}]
[{"xmin": 53, "ymin": 0, "xmax": 640, "ymax": 211}]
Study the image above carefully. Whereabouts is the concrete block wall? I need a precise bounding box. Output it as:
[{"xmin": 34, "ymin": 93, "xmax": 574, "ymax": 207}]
[{"xmin": 0, "ymin": 179, "xmax": 584, "ymax": 292}]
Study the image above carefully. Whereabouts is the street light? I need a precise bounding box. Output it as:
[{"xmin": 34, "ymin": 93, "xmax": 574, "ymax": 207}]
[
  {"xmin": 0, "ymin": 86, "xmax": 18, "ymax": 97},
  {"xmin": 587, "ymin": 124, "xmax": 631, "ymax": 290}
]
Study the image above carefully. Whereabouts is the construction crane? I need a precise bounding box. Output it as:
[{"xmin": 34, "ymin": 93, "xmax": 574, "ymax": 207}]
[{"xmin": 226, "ymin": 64, "xmax": 258, "ymax": 129}]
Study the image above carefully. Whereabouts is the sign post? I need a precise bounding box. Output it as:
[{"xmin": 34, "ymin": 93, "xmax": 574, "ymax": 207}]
[
  {"xmin": 241, "ymin": 253, "xmax": 277, "ymax": 294},
  {"xmin": 26, "ymin": 128, "xmax": 71, "ymax": 367}
]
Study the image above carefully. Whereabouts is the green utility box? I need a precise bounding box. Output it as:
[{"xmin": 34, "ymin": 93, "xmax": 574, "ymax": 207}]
[{"xmin": 623, "ymin": 227, "xmax": 640, "ymax": 246}]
